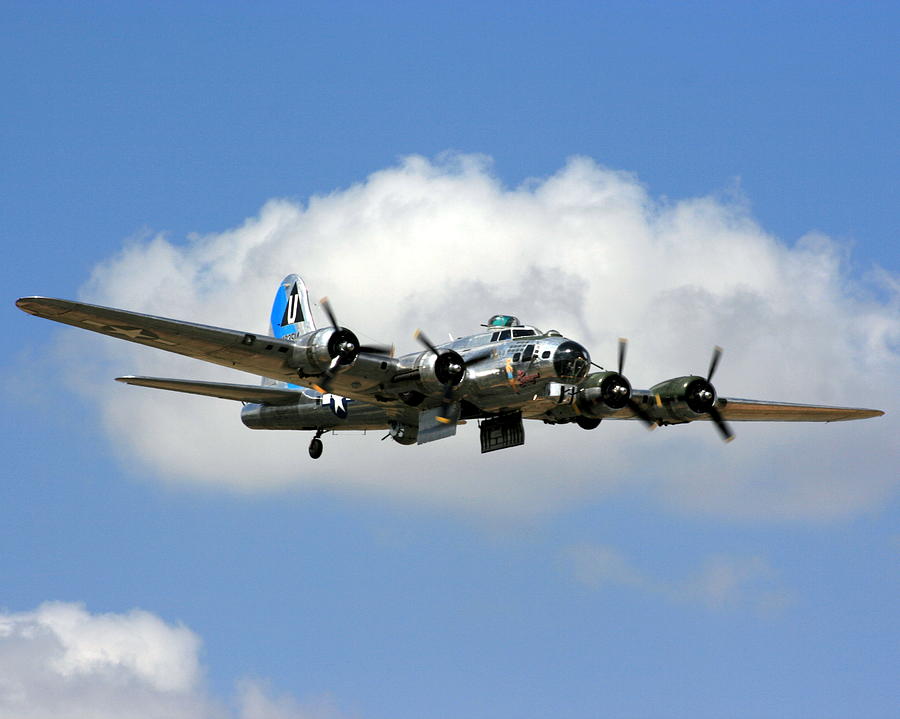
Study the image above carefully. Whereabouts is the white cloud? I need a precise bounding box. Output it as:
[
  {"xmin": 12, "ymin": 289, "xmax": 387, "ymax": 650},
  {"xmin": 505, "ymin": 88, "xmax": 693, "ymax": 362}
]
[
  {"xmin": 566, "ymin": 544, "xmax": 792, "ymax": 613},
  {"xmin": 42, "ymin": 153, "xmax": 897, "ymax": 519},
  {"xmin": 0, "ymin": 602, "xmax": 352, "ymax": 719},
  {"xmin": 236, "ymin": 681, "xmax": 352, "ymax": 719}
]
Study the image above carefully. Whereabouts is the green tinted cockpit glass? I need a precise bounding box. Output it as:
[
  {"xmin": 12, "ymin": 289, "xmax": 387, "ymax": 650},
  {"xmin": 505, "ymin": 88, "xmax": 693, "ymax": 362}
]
[{"xmin": 488, "ymin": 314, "xmax": 520, "ymax": 327}]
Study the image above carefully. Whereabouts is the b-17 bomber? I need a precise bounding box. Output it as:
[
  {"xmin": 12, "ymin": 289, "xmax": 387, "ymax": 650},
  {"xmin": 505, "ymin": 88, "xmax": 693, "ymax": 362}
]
[{"xmin": 16, "ymin": 274, "xmax": 884, "ymax": 459}]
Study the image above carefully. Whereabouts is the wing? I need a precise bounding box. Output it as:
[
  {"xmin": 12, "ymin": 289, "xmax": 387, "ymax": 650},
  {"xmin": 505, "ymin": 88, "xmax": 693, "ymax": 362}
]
[
  {"xmin": 715, "ymin": 397, "xmax": 884, "ymax": 422},
  {"xmin": 16, "ymin": 297, "xmax": 402, "ymax": 400},
  {"xmin": 616, "ymin": 390, "xmax": 883, "ymax": 423},
  {"xmin": 115, "ymin": 376, "xmax": 310, "ymax": 405},
  {"xmin": 17, "ymin": 296, "xmax": 304, "ymax": 383}
]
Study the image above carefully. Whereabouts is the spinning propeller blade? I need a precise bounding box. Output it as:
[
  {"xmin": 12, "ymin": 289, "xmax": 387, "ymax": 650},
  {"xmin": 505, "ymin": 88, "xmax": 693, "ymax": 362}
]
[
  {"xmin": 616, "ymin": 338, "xmax": 655, "ymax": 429},
  {"xmin": 702, "ymin": 345, "xmax": 732, "ymax": 440},
  {"xmin": 708, "ymin": 345, "xmax": 723, "ymax": 382},
  {"xmin": 312, "ymin": 356, "xmax": 344, "ymax": 394},
  {"xmin": 436, "ymin": 384, "xmax": 457, "ymax": 425},
  {"xmin": 359, "ymin": 342, "xmax": 394, "ymax": 356},
  {"xmin": 320, "ymin": 296, "xmax": 339, "ymax": 329},
  {"xmin": 414, "ymin": 329, "xmax": 470, "ymax": 424},
  {"xmin": 312, "ymin": 297, "xmax": 391, "ymax": 393},
  {"xmin": 698, "ymin": 346, "xmax": 732, "ymax": 441},
  {"xmin": 627, "ymin": 397, "xmax": 657, "ymax": 428},
  {"xmin": 708, "ymin": 406, "xmax": 735, "ymax": 442},
  {"xmin": 414, "ymin": 329, "xmax": 440, "ymax": 356}
]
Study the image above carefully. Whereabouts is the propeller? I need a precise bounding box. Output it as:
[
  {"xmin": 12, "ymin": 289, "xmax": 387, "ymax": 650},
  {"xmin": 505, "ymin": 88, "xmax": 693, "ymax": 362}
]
[
  {"xmin": 706, "ymin": 346, "xmax": 733, "ymax": 442},
  {"xmin": 707, "ymin": 345, "xmax": 722, "ymax": 382},
  {"xmin": 320, "ymin": 297, "xmax": 393, "ymax": 355},
  {"xmin": 616, "ymin": 338, "xmax": 657, "ymax": 429},
  {"xmin": 312, "ymin": 297, "xmax": 392, "ymax": 393},
  {"xmin": 685, "ymin": 346, "xmax": 734, "ymax": 442},
  {"xmin": 414, "ymin": 329, "xmax": 491, "ymax": 424}
]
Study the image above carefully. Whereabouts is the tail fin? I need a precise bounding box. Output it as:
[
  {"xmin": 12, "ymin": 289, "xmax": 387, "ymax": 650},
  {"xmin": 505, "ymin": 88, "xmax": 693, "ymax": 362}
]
[
  {"xmin": 269, "ymin": 274, "xmax": 316, "ymax": 340},
  {"xmin": 264, "ymin": 275, "xmax": 317, "ymax": 391}
]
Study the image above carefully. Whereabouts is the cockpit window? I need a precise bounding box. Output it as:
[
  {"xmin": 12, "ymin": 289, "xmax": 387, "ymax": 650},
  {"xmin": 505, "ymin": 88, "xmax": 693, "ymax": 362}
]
[
  {"xmin": 513, "ymin": 328, "xmax": 535, "ymax": 338},
  {"xmin": 553, "ymin": 341, "xmax": 590, "ymax": 380},
  {"xmin": 498, "ymin": 329, "xmax": 511, "ymax": 341},
  {"xmin": 487, "ymin": 314, "xmax": 521, "ymax": 327}
]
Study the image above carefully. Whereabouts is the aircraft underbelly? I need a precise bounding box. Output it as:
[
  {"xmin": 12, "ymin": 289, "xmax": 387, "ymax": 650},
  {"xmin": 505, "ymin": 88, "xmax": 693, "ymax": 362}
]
[
  {"xmin": 470, "ymin": 376, "xmax": 560, "ymax": 418},
  {"xmin": 241, "ymin": 398, "xmax": 392, "ymax": 431}
]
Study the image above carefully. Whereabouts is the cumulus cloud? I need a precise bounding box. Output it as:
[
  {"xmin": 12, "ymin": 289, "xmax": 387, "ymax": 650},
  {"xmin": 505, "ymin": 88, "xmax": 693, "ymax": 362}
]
[
  {"xmin": 43, "ymin": 153, "xmax": 897, "ymax": 519},
  {"xmin": 566, "ymin": 544, "xmax": 791, "ymax": 613},
  {"xmin": 0, "ymin": 602, "xmax": 351, "ymax": 719}
]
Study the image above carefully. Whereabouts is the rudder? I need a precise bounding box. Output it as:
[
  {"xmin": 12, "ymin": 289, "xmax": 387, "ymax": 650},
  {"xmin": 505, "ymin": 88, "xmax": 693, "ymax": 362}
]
[
  {"xmin": 270, "ymin": 274, "xmax": 316, "ymax": 340},
  {"xmin": 263, "ymin": 274, "xmax": 318, "ymax": 391}
]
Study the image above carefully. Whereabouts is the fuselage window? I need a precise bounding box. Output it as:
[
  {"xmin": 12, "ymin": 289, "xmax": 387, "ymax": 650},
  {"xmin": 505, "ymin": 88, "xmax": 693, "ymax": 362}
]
[
  {"xmin": 522, "ymin": 344, "xmax": 535, "ymax": 362},
  {"xmin": 541, "ymin": 350, "xmax": 551, "ymax": 359},
  {"xmin": 513, "ymin": 352, "xmax": 521, "ymax": 362}
]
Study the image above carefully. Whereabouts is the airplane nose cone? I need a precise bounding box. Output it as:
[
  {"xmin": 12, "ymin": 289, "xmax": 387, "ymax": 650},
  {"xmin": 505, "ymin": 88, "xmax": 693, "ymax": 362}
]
[{"xmin": 553, "ymin": 341, "xmax": 591, "ymax": 380}]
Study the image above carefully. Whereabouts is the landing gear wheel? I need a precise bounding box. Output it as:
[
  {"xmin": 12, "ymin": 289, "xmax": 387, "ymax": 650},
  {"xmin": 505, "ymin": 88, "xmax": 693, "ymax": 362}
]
[{"xmin": 308, "ymin": 437, "xmax": 323, "ymax": 459}]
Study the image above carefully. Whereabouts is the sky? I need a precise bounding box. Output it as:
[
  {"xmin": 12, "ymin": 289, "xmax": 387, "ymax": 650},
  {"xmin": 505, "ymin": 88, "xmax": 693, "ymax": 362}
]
[{"xmin": 2, "ymin": 3, "xmax": 898, "ymax": 718}]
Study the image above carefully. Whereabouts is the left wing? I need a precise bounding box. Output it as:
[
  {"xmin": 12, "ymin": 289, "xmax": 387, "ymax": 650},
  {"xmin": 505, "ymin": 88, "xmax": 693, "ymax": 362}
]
[
  {"xmin": 621, "ymin": 390, "xmax": 883, "ymax": 422},
  {"xmin": 715, "ymin": 397, "xmax": 883, "ymax": 422}
]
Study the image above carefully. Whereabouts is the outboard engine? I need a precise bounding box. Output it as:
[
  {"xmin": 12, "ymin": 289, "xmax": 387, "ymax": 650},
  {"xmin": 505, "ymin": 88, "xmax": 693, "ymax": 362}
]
[
  {"xmin": 288, "ymin": 327, "xmax": 362, "ymax": 374},
  {"xmin": 650, "ymin": 376, "xmax": 716, "ymax": 417},
  {"xmin": 648, "ymin": 347, "xmax": 734, "ymax": 441}
]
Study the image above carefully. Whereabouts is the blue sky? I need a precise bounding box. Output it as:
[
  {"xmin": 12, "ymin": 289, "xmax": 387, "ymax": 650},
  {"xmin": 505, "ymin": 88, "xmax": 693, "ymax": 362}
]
[{"xmin": 2, "ymin": 3, "xmax": 898, "ymax": 718}]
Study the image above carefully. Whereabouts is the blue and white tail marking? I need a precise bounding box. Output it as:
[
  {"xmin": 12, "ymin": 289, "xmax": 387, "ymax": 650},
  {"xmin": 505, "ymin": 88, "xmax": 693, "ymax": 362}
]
[
  {"xmin": 262, "ymin": 275, "xmax": 318, "ymax": 392},
  {"xmin": 270, "ymin": 274, "xmax": 316, "ymax": 340},
  {"xmin": 263, "ymin": 275, "xmax": 350, "ymax": 417}
]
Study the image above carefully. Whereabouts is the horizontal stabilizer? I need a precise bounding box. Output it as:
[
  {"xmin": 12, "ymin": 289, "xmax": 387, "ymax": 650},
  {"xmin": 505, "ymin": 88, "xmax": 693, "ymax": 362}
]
[{"xmin": 115, "ymin": 376, "xmax": 308, "ymax": 405}]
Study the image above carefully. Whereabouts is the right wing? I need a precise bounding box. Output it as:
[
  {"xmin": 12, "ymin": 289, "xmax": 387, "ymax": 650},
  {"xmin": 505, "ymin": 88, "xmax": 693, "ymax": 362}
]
[
  {"xmin": 16, "ymin": 297, "xmax": 406, "ymax": 402},
  {"xmin": 17, "ymin": 296, "xmax": 304, "ymax": 383}
]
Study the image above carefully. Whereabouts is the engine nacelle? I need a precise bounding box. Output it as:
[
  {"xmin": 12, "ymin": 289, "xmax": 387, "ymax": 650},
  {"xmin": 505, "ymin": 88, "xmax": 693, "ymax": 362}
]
[
  {"xmin": 288, "ymin": 327, "xmax": 361, "ymax": 373},
  {"xmin": 574, "ymin": 371, "xmax": 632, "ymax": 418},
  {"xmin": 649, "ymin": 375, "xmax": 717, "ymax": 418},
  {"xmin": 401, "ymin": 349, "xmax": 467, "ymax": 395}
]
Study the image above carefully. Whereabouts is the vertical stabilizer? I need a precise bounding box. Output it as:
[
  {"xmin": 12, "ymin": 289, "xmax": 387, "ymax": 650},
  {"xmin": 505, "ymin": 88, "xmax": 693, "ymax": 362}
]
[
  {"xmin": 263, "ymin": 275, "xmax": 317, "ymax": 390},
  {"xmin": 270, "ymin": 274, "xmax": 316, "ymax": 340}
]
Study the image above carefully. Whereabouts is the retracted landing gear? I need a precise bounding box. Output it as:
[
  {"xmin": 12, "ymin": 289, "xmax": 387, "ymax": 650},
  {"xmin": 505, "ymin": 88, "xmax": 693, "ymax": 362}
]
[{"xmin": 308, "ymin": 429, "xmax": 326, "ymax": 459}]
